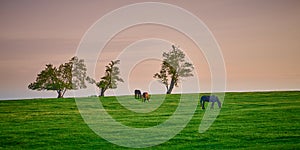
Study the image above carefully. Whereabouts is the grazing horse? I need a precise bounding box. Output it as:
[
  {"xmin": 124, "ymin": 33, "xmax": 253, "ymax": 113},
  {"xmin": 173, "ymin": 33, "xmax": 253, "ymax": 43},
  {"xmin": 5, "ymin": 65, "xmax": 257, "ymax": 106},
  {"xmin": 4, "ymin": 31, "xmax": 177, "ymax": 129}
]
[
  {"xmin": 200, "ymin": 95, "xmax": 221, "ymax": 109},
  {"xmin": 134, "ymin": 90, "xmax": 142, "ymax": 99},
  {"xmin": 142, "ymin": 92, "xmax": 150, "ymax": 102}
]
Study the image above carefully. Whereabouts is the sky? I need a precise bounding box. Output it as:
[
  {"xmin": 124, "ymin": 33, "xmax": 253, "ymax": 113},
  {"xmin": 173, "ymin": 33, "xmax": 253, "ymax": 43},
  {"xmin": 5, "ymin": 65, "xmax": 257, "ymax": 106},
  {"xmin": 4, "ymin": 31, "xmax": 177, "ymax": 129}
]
[{"xmin": 0, "ymin": 0, "xmax": 299, "ymax": 100}]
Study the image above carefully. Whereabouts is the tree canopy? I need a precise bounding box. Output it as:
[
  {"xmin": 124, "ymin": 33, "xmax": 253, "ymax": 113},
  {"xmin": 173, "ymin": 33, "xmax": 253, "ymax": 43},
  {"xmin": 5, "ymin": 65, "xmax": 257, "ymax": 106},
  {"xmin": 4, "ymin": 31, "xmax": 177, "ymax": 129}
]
[
  {"xmin": 28, "ymin": 56, "xmax": 88, "ymax": 98},
  {"xmin": 89, "ymin": 60, "xmax": 124, "ymax": 97},
  {"xmin": 154, "ymin": 45, "xmax": 194, "ymax": 94}
]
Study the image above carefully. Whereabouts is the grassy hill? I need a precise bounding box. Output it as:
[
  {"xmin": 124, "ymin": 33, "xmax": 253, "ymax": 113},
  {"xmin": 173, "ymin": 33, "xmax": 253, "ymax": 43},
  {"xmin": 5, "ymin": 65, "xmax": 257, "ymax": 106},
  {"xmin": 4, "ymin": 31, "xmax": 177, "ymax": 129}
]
[{"xmin": 0, "ymin": 91, "xmax": 299, "ymax": 149}]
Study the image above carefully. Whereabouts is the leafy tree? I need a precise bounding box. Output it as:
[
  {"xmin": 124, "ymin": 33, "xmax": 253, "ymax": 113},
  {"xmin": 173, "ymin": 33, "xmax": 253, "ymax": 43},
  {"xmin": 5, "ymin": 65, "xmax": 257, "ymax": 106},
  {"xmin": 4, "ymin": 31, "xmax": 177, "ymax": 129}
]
[
  {"xmin": 89, "ymin": 60, "xmax": 124, "ymax": 97},
  {"xmin": 154, "ymin": 45, "xmax": 194, "ymax": 94},
  {"xmin": 28, "ymin": 56, "xmax": 88, "ymax": 98}
]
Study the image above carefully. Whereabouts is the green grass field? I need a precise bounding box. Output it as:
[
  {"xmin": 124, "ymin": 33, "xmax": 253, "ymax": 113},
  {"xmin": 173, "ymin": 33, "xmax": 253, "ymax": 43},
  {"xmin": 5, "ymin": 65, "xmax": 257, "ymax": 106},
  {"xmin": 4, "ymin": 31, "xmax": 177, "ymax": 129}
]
[{"xmin": 0, "ymin": 91, "xmax": 299, "ymax": 149}]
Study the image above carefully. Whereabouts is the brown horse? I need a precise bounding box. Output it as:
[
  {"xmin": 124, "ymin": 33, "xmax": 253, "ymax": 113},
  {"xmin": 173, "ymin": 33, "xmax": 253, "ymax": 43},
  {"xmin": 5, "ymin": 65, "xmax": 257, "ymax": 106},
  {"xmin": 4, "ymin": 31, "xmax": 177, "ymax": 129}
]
[{"xmin": 142, "ymin": 92, "xmax": 150, "ymax": 102}]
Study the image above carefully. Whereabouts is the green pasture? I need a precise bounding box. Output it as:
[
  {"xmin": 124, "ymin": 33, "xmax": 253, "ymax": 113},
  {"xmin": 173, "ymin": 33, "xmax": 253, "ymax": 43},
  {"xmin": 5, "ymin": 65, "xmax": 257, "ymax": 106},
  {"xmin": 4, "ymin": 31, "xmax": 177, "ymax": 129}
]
[{"xmin": 0, "ymin": 91, "xmax": 299, "ymax": 149}]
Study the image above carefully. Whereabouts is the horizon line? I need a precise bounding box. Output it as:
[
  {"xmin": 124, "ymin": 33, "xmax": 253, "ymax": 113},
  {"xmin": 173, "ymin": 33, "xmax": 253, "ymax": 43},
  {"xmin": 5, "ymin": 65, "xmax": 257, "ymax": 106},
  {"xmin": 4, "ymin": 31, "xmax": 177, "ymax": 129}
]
[{"xmin": 0, "ymin": 89, "xmax": 299, "ymax": 101}]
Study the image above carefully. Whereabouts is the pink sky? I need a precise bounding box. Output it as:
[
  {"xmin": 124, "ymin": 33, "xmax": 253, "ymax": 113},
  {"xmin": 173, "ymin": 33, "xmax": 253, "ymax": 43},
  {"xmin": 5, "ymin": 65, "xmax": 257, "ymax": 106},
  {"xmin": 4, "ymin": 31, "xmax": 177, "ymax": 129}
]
[{"xmin": 0, "ymin": 0, "xmax": 299, "ymax": 99}]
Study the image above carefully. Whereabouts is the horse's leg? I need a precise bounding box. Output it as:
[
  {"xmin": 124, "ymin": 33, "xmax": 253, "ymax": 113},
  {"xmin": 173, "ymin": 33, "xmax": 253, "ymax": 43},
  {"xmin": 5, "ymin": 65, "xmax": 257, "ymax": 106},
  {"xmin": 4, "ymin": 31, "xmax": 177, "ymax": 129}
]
[
  {"xmin": 211, "ymin": 102, "xmax": 215, "ymax": 109},
  {"xmin": 200, "ymin": 99, "xmax": 202, "ymax": 109},
  {"xmin": 217, "ymin": 100, "xmax": 221, "ymax": 108},
  {"xmin": 201, "ymin": 100, "xmax": 205, "ymax": 109}
]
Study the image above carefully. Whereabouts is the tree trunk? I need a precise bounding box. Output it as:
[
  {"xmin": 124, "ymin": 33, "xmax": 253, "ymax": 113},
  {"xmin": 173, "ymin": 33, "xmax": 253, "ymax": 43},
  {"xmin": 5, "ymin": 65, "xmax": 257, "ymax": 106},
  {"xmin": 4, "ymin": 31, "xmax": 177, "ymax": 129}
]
[
  {"xmin": 100, "ymin": 88, "xmax": 106, "ymax": 97},
  {"xmin": 57, "ymin": 90, "xmax": 63, "ymax": 98},
  {"xmin": 62, "ymin": 89, "xmax": 67, "ymax": 98},
  {"xmin": 166, "ymin": 78, "xmax": 175, "ymax": 94}
]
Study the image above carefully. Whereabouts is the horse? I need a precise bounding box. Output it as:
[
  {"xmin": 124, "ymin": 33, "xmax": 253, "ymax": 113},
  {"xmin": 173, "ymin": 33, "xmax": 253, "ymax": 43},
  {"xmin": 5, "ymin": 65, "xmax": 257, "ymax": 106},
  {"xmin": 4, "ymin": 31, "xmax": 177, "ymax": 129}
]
[
  {"xmin": 142, "ymin": 92, "xmax": 150, "ymax": 102},
  {"xmin": 200, "ymin": 95, "xmax": 221, "ymax": 109},
  {"xmin": 134, "ymin": 90, "xmax": 141, "ymax": 99}
]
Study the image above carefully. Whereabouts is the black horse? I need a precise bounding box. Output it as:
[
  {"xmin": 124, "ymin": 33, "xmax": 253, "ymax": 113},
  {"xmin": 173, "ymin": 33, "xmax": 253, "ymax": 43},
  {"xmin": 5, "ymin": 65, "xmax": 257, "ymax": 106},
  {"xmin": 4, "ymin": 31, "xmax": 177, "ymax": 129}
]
[
  {"xmin": 134, "ymin": 90, "xmax": 141, "ymax": 99},
  {"xmin": 200, "ymin": 95, "xmax": 221, "ymax": 109}
]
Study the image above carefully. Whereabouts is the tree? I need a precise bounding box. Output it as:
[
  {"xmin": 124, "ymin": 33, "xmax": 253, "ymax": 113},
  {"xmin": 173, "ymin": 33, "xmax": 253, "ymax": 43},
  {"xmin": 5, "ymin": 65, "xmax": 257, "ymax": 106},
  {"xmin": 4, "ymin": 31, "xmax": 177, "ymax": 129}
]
[
  {"xmin": 28, "ymin": 56, "xmax": 88, "ymax": 98},
  {"xmin": 154, "ymin": 45, "xmax": 194, "ymax": 94},
  {"xmin": 91, "ymin": 60, "xmax": 124, "ymax": 97}
]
